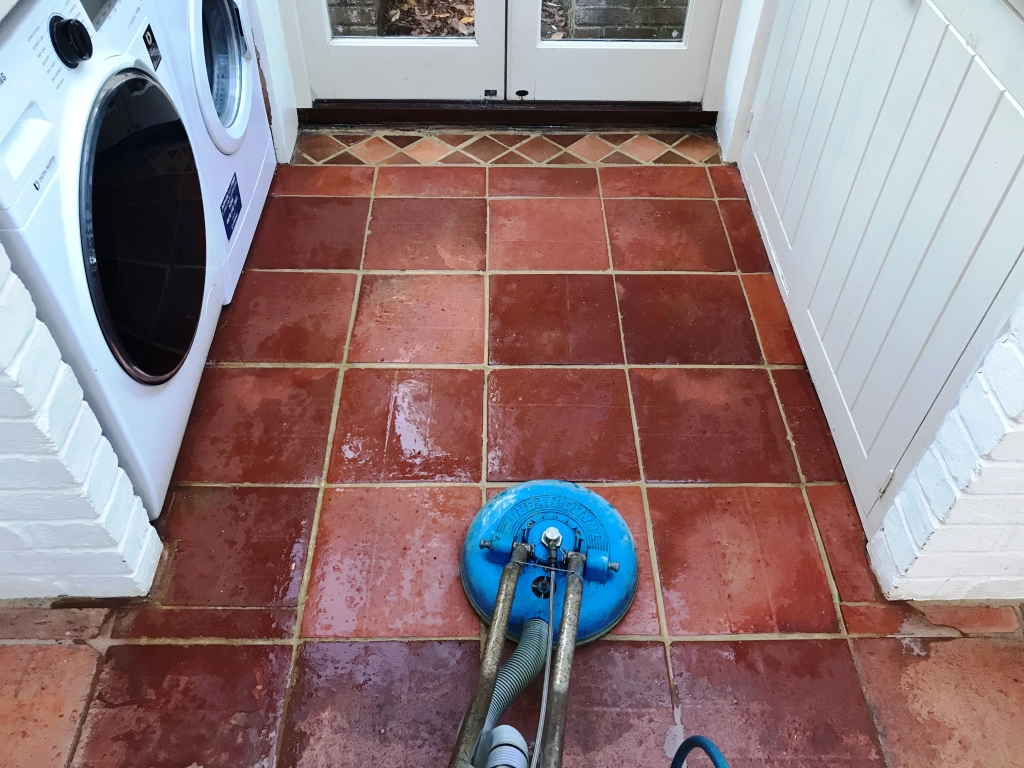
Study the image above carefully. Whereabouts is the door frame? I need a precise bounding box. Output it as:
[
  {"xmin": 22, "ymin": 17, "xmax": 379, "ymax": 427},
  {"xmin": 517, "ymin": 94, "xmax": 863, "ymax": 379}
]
[{"xmin": 289, "ymin": 0, "xmax": 741, "ymax": 106}]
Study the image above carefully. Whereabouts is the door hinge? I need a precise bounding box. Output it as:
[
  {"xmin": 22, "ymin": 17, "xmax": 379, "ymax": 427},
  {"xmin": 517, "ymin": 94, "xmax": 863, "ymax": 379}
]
[{"xmin": 878, "ymin": 469, "xmax": 896, "ymax": 498}]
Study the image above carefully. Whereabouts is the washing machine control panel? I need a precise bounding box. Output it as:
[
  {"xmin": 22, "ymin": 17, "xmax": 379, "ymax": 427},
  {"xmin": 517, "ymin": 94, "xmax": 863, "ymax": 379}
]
[{"xmin": 0, "ymin": 0, "xmax": 148, "ymax": 227}]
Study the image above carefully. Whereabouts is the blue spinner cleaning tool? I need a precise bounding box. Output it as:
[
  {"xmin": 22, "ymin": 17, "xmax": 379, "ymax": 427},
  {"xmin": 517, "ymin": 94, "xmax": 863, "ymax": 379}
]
[{"xmin": 461, "ymin": 480, "xmax": 640, "ymax": 643}]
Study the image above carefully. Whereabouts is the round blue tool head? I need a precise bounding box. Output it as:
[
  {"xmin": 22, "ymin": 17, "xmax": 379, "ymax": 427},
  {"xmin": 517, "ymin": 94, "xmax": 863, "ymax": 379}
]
[{"xmin": 461, "ymin": 480, "xmax": 640, "ymax": 644}]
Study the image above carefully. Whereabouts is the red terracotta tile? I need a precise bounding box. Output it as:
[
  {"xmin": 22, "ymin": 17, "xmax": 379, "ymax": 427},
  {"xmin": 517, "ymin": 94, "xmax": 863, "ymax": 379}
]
[
  {"xmin": 601, "ymin": 151, "xmax": 642, "ymax": 165},
  {"xmin": 774, "ymin": 369, "xmax": 846, "ymax": 481},
  {"xmin": 489, "ymin": 167, "xmax": 600, "ymax": 197},
  {"xmin": 379, "ymin": 151, "xmax": 420, "ymax": 165},
  {"xmin": 546, "ymin": 151, "xmax": 587, "ymax": 165},
  {"xmin": 1, "ymin": 645, "xmax": 98, "ymax": 768},
  {"xmin": 363, "ymin": 198, "xmax": 487, "ymax": 270},
  {"xmin": 742, "ymin": 273, "xmax": 803, "ymax": 364},
  {"xmin": 374, "ymin": 166, "xmax": 486, "ymax": 197},
  {"xmin": 650, "ymin": 487, "xmax": 838, "ymax": 634},
  {"xmin": 600, "ymin": 166, "xmax": 713, "ymax": 198},
  {"xmin": 672, "ymin": 641, "xmax": 883, "ymax": 766},
  {"xmin": 710, "ymin": 165, "xmax": 746, "ymax": 198},
  {"xmin": 175, "ymin": 367, "xmax": 337, "ymax": 483},
  {"xmin": 516, "ymin": 136, "xmax": 562, "ymax": 163},
  {"xmin": 110, "ymin": 607, "xmax": 296, "ymax": 639},
  {"xmin": 330, "ymin": 133, "xmax": 371, "ymax": 147},
  {"xmin": 0, "ymin": 608, "xmax": 107, "ymax": 639},
  {"xmin": 487, "ymin": 368, "xmax": 639, "ymax": 481},
  {"xmin": 854, "ymin": 638, "xmax": 1024, "ymax": 767},
  {"xmin": 158, "ymin": 486, "xmax": 317, "ymax": 607},
  {"xmin": 566, "ymin": 135, "xmax": 614, "ymax": 162},
  {"xmin": 349, "ymin": 274, "xmax": 484, "ymax": 363},
  {"xmin": 501, "ymin": 642, "xmax": 673, "ymax": 764},
  {"xmin": 328, "ymin": 368, "xmax": 483, "ymax": 483},
  {"xmin": 437, "ymin": 133, "xmax": 475, "ymax": 147},
  {"xmin": 806, "ymin": 484, "xmax": 882, "ymax": 602},
  {"xmin": 601, "ymin": 133, "xmax": 635, "ymax": 146},
  {"xmin": 403, "ymin": 137, "xmax": 449, "ymax": 163},
  {"xmin": 605, "ymin": 199, "xmax": 735, "ymax": 271},
  {"xmin": 210, "ymin": 271, "xmax": 356, "ymax": 363},
  {"xmin": 843, "ymin": 602, "xmax": 1021, "ymax": 636},
  {"xmin": 721, "ymin": 199, "xmax": 771, "ymax": 272},
  {"xmin": 293, "ymin": 133, "xmax": 343, "ymax": 162},
  {"xmin": 915, "ymin": 604, "xmax": 1021, "ymax": 634},
  {"xmin": 631, "ymin": 368, "xmax": 799, "ymax": 483},
  {"xmin": 491, "ymin": 151, "xmax": 531, "ymax": 165},
  {"xmin": 652, "ymin": 150, "xmax": 692, "ymax": 165},
  {"xmin": 438, "ymin": 150, "xmax": 478, "ymax": 164},
  {"xmin": 73, "ymin": 645, "xmax": 290, "ymax": 768},
  {"xmin": 590, "ymin": 487, "xmax": 660, "ymax": 635},
  {"xmin": 278, "ymin": 642, "xmax": 478, "ymax": 767},
  {"xmin": 289, "ymin": 146, "xmax": 315, "ymax": 165},
  {"xmin": 270, "ymin": 165, "xmax": 374, "ymax": 196},
  {"xmin": 248, "ymin": 196, "xmax": 369, "ymax": 269},
  {"xmin": 545, "ymin": 134, "xmax": 589, "ymax": 147},
  {"xmin": 619, "ymin": 134, "xmax": 670, "ymax": 162},
  {"xmin": 463, "ymin": 136, "xmax": 508, "ymax": 162},
  {"xmin": 491, "ymin": 133, "xmax": 528, "ymax": 148},
  {"xmin": 489, "ymin": 274, "xmax": 623, "ymax": 364},
  {"xmin": 673, "ymin": 134, "xmax": 722, "ymax": 162},
  {"xmin": 382, "ymin": 134, "xmax": 420, "ymax": 148},
  {"xmin": 616, "ymin": 274, "xmax": 761, "ymax": 364},
  {"xmin": 488, "ymin": 198, "xmax": 609, "ymax": 270},
  {"xmin": 302, "ymin": 487, "xmax": 481, "ymax": 638},
  {"xmin": 348, "ymin": 136, "xmax": 396, "ymax": 164},
  {"xmin": 321, "ymin": 151, "xmax": 366, "ymax": 166}
]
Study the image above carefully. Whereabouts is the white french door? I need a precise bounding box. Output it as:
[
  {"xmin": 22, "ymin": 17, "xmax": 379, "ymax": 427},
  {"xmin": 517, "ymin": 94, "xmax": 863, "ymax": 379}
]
[{"xmin": 296, "ymin": 0, "xmax": 728, "ymax": 102}]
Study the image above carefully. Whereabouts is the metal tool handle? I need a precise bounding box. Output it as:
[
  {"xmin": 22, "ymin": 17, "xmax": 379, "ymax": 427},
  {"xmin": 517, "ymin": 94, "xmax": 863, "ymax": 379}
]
[
  {"xmin": 449, "ymin": 542, "xmax": 533, "ymax": 768},
  {"xmin": 539, "ymin": 551, "xmax": 586, "ymax": 768}
]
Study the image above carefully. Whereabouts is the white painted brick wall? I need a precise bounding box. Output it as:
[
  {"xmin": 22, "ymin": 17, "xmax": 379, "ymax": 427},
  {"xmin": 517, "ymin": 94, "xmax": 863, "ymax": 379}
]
[
  {"xmin": 869, "ymin": 295, "xmax": 1024, "ymax": 600},
  {"xmin": 0, "ymin": 241, "xmax": 162, "ymax": 598}
]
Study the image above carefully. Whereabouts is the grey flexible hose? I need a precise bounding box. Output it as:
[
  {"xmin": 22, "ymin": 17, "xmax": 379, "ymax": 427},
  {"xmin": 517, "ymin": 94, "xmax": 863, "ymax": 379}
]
[{"xmin": 474, "ymin": 618, "xmax": 549, "ymax": 767}]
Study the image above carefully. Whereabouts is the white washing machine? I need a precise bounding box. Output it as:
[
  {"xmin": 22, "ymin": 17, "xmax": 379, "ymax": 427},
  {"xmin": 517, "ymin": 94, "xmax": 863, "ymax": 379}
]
[
  {"xmin": 0, "ymin": 0, "xmax": 225, "ymax": 518},
  {"xmin": 154, "ymin": 0, "xmax": 275, "ymax": 302}
]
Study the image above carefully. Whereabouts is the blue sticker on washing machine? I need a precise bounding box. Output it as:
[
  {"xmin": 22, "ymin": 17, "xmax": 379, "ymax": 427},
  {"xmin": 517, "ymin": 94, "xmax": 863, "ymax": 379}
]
[{"xmin": 220, "ymin": 173, "xmax": 242, "ymax": 240}]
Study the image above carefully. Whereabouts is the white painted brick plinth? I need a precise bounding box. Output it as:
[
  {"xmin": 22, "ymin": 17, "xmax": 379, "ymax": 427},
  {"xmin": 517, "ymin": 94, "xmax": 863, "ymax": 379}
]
[
  {"xmin": 869, "ymin": 298, "xmax": 1024, "ymax": 600},
  {"xmin": 0, "ymin": 242, "xmax": 162, "ymax": 598}
]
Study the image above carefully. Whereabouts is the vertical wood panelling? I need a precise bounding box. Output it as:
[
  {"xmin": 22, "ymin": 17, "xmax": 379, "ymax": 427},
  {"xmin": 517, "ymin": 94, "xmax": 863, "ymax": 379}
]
[{"xmin": 741, "ymin": 0, "xmax": 1024, "ymax": 526}]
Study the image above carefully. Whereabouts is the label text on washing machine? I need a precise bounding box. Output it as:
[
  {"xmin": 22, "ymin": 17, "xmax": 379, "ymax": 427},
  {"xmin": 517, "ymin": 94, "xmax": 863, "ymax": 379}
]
[
  {"xmin": 0, "ymin": 73, "xmax": 7, "ymax": 89},
  {"xmin": 33, "ymin": 155, "xmax": 56, "ymax": 192}
]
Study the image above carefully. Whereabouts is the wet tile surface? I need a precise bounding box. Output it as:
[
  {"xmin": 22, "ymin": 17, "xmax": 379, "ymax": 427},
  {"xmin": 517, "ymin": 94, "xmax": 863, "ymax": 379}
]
[
  {"xmin": 742, "ymin": 273, "xmax": 804, "ymax": 364},
  {"xmin": 631, "ymin": 368, "xmax": 799, "ymax": 483},
  {"xmin": 606, "ymin": 199, "xmax": 735, "ymax": 271},
  {"xmin": 672, "ymin": 641, "xmax": 884, "ymax": 766},
  {"xmin": 488, "ymin": 198, "xmax": 609, "ymax": 270},
  {"xmin": 210, "ymin": 270, "xmax": 357, "ymax": 362},
  {"xmin": 774, "ymin": 368, "xmax": 846, "ymax": 481},
  {"xmin": 487, "ymin": 368, "xmax": 639, "ymax": 481},
  {"xmin": 617, "ymin": 274, "xmax": 761, "ymax": 364},
  {"xmin": 349, "ymin": 274, "xmax": 485, "ymax": 363},
  {"xmin": 73, "ymin": 645, "xmax": 290, "ymax": 768},
  {"xmin": 23, "ymin": 129, "xmax": 1015, "ymax": 768},
  {"xmin": 854, "ymin": 638, "xmax": 1024, "ymax": 767},
  {"xmin": 249, "ymin": 196, "xmax": 370, "ymax": 269},
  {"xmin": 279, "ymin": 641, "xmax": 478, "ymax": 767},
  {"xmin": 650, "ymin": 487, "xmax": 838, "ymax": 634},
  {"xmin": 302, "ymin": 486, "xmax": 480, "ymax": 638},
  {"xmin": 158, "ymin": 486, "xmax": 317, "ymax": 607},
  {"xmin": 328, "ymin": 368, "xmax": 483, "ymax": 482},
  {"xmin": 175, "ymin": 367, "xmax": 337, "ymax": 483},
  {"xmin": 0, "ymin": 645, "xmax": 97, "ymax": 768},
  {"xmin": 489, "ymin": 274, "xmax": 622, "ymax": 364},
  {"xmin": 364, "ymin": 198, "xmax": 487, "ymax": 270}
]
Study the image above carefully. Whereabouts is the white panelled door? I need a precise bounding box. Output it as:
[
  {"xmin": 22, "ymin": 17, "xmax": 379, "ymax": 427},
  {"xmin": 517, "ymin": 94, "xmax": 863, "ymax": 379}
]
[
  {"xmin": 296, "ymin": 0, "xmax": 730, "ymax": 102},
  {"xmin": 741, "ymin": 0, "xmax": 1024, "ymax": 532}
]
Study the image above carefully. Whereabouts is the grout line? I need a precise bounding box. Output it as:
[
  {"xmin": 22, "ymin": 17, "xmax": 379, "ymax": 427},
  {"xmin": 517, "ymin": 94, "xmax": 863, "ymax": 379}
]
[
  {"xmin": 482, "ymin": 164, "xmax": 491, "ymax": 489},
  {"xmin": 717, "ymin": 159, "xmax": 849, "ymax": 637},
  {"xmin": 205, "ymin": 361, "xmax": 807, "ymax": 371},
  {"xmin": 63, "ymin": 647, "xmax": 104, "ymax": 768},
  {"xmin": 271, "ymin": 176, "xmax": 372, "ymax": 764}
]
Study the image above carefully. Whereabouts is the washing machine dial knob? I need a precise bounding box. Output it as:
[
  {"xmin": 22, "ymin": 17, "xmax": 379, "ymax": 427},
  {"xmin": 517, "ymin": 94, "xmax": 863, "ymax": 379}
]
[{"xmin": 49, "ymin": 16, "xmax": 93, "ymax": 69}]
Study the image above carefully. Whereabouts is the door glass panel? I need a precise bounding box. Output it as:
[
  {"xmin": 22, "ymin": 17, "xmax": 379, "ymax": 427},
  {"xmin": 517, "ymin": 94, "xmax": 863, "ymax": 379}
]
[
  {"xmin": 542, "ymin": 0, "xmax": 686, "ymax": 40},
  {"xmin": 328, "ymin": 0, "xmax": 476, "ymax": 37}
]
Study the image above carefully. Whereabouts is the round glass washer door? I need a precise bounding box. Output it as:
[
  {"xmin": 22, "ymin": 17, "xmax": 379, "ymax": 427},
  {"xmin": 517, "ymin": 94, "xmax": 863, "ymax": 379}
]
[
  {"xmin": 80, "ymin": 70, "xmax": 207, "ymax": 385},
  {"xmin": 191, "ymin": 0, "xmax": 252, "ymax": 154}
]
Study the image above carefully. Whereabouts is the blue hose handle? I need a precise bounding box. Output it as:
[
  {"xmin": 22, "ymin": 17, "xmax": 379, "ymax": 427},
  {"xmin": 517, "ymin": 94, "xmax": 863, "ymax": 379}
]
[{"xmin": 670, "ymin": 735, "xmax": 730, "ymax": 768}]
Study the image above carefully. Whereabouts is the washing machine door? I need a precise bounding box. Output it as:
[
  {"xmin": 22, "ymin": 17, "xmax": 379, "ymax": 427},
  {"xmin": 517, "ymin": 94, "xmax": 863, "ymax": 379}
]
[
  {"xmin": 80, "ymin": 69, "xmax": 207, "ymax": 385},
  {"xmin": 190, "ymin": 0, "xmax": 253, "ymax": 154}
]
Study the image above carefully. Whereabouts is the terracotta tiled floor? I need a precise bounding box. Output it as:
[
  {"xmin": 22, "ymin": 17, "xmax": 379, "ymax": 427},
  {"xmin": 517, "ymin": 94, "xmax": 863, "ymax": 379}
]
[{"xmin": 2, "ymin": 130, "xmax": 1023, "ymax": 767}]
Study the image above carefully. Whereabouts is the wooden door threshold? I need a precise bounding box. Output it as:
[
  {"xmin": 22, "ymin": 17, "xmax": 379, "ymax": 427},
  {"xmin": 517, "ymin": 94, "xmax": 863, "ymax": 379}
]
[{"xmin": 299, "ymin": 100, "xmax": 716, "ymax": 129}]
